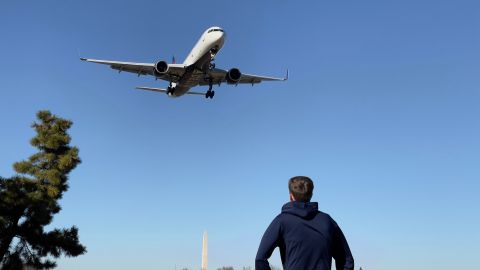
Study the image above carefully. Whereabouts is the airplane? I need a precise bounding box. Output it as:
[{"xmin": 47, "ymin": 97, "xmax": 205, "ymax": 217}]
[{"xmin": 80, "ymin": 26, "xmax": 287, "ymax": 99}]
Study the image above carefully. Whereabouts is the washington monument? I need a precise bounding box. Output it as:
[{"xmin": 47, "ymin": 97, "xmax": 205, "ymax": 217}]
[{"xmin": 202, "ymin": 231, "xmax": 208, "ymax": 270}]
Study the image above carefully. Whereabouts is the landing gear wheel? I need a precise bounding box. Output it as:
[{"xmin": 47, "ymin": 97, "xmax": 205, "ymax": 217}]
[{"xmin": 205, "ymin": 90, "xmax": 215, "ymax": 99}]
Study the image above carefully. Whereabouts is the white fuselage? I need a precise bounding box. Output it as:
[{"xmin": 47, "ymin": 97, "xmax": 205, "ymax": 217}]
[
  {"xmin": 184, "ymin": 27, "xmax": 225, "ymax": 66},
  {"xmin": 172, "ymin": 27, "xmax": 225, "ymax": 96}
]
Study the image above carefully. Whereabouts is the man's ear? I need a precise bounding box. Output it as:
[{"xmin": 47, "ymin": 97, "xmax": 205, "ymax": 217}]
[{"xmin": 290, "ymin": 193, "xmax": 295, "ymax": 202}]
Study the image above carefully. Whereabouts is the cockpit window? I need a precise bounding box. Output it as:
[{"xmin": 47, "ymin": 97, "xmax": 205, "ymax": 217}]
[{"xmin": 208, "ymin": 28, "xmax": 224, "ymax": 33}]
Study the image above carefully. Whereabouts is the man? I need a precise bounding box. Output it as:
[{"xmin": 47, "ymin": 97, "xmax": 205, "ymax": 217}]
[{"xmin": 255, "ymin": 176, "xmax": 354, "ymax": 270}]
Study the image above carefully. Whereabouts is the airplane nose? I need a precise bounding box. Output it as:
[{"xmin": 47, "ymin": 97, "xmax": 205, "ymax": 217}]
[{"xmin": 217, "ymin": 31, "xmax": 226, "ymax": 46}]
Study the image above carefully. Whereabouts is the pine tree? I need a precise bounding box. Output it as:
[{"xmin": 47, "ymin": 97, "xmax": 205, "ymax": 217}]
[{"xmin": 0, "ymin": 111, "xmax": 86, "ymax": 269}]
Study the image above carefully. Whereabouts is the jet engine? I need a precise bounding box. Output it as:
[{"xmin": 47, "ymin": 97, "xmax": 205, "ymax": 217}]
[
  {"xmin": 226, "ymin": 68, "xmax": 242, "ymax": 84},
  {"xmin": 154, "ymin": 60, "xmax": 169, "ymax": 75}
]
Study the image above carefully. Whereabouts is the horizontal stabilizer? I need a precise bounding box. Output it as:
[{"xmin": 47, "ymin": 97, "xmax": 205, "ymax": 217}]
[
  {"xmin": 185, "ymin": 91, "xmax": 207, "ymax": 96},
  {"xmin": 135, "ymin": 87, "xmax": 207, "ymax": 97},
  {"xmin": 135, "ymin": 86, "xmax": 168, "ymax": 93}
]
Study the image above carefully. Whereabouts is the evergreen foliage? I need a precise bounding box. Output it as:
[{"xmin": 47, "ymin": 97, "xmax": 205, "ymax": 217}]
[{"xmin": 0, "ymin": 111, "xmax": 86, "ymax": 269}]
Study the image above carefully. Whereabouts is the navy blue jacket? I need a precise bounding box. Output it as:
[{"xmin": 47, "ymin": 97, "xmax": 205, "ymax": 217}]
[{"xmin": 255, "ymin": 202, "xmax": 354, "ymax": 270}]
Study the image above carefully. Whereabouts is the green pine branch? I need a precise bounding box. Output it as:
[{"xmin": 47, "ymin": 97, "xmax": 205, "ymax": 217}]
[{"xmin": 0, "ymin": 110, "xmax": 86, "ymax": 269}]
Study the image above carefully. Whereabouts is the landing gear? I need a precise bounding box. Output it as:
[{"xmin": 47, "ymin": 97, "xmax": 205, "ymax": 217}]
[
  {"xmin": 205, "ymin": 90, "xmax": 215, "ymax": 99},
  {"xmin": 210, "ymin": 47, "xmax": 218, "ymax": 60},
  {"xmin": 205, "ymin": 82, "xmax": 214, "ymax": 99},
  {"xmin": 207, "ymin": 47, "xmax": 218, "ymax": 71}
]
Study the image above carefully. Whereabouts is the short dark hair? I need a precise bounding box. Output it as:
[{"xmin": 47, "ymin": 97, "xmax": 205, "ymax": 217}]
[{"xmin": 288, "ymin": 176, "xmax": 314, "ymax": 202}]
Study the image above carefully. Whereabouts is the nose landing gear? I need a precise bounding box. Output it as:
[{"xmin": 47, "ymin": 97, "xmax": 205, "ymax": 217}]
[{"xmin": 210, "ymin": 47, "xmax": 219, "ymax": 60}]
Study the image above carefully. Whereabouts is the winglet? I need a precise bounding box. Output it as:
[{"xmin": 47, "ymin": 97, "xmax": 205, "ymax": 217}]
[
  {"xmin": 80, "ymin": 57, "xmax": 87, "ymax": 61},
  {"xmin": 284, "ymin": 69, "xmax": 289, "ymax": 81}
]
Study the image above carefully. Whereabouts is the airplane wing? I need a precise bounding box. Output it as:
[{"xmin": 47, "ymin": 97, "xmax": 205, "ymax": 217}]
[
  {"xmin": 135, "ymin": 87, "xmax": 205, "ymax": 96},
  {"xmin": 80, "ymin": 58, "xmax": 187, "ymax": 82},
  {"xmin": 198, "ymin": 68, "xmax": 288, "ymax": 86}
]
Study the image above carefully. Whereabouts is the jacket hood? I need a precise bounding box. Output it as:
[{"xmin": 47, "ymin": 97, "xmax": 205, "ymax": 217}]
[{"xmin": 281, "ymin": 201, "xmax": 319, "ymax": 219}]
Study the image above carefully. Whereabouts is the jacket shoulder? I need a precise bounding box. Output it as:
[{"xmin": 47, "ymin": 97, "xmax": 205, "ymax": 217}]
[{"xmin": 316, "ymin": 210, "xmax": 337, "ymax": 225}]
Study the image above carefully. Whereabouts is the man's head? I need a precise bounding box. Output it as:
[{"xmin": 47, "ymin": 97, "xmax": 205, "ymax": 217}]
[{"xmin": 288, "ymin": 176, "xmax": 314, "ymax": 202}]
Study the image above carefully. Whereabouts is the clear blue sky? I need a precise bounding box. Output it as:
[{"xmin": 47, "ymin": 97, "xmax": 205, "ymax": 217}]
[{"xmin": 1, "ymin": 1, "xmax": 479, "ymax": 269}]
